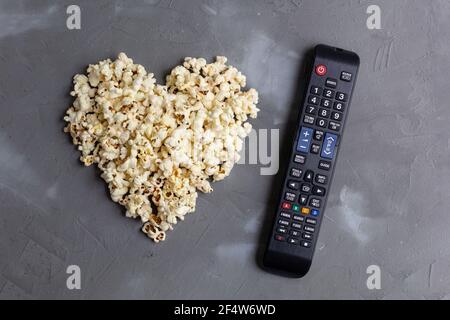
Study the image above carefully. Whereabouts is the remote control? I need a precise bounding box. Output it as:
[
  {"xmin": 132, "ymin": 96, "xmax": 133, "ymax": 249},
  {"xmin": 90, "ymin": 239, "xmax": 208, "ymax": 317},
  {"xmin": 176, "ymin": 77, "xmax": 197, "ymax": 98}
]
[{"xmin": 263, "ymin": 44, "xmax": 360, "ymax": 277}]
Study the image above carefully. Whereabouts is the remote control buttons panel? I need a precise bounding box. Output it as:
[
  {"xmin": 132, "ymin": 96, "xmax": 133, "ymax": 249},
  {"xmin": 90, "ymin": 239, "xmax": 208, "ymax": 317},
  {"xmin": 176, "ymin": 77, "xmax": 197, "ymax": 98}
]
[{"xmin": 264, "ymin": 44, "xmax": 359, "ymax": 278}]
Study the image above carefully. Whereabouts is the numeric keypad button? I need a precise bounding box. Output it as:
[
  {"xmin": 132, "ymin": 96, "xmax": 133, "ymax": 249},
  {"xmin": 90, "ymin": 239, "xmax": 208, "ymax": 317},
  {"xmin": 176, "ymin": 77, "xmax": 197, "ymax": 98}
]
[
  {"xmin": 310, "ymin": 86, "xmax": 322, "ymax": 95},
  {"xmin": 316, "ymin": 118, "xmax": 328, "ymax": 128},
  {"xmin": 323, "ymin": 89, "xmax": 335, "ymax": 98},
  {"xmin": 321, "ymin": 99, "xmax": 332, "ymax": 108},
  {"xmin": 308, "ymin": 95, "xmax": 319, "ymax": 105},
  {"xmin": 331, "ymin": 111, "xmax": 343, "ymax": 121},
  {"xmin": 305, "ymin": 105, "xmax": 317, "ymax": 115},
  {"xmin": 319, "ymin": 108, "xmax": 330, "ymax": 118},
  {"xmin": 333, "ymin": 101, "xmax": 345, "ymax": 112},
  {"xmin": 336, "ymin": 92, "xmax": 347, "ymax": 101}
]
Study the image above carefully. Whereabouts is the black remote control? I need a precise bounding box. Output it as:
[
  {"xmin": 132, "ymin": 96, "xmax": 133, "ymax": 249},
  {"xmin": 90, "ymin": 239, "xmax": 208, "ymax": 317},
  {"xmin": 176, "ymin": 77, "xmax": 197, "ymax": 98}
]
[{"xmin": 263, "ymin": 44, "xmax": 360, "ymax": 277}]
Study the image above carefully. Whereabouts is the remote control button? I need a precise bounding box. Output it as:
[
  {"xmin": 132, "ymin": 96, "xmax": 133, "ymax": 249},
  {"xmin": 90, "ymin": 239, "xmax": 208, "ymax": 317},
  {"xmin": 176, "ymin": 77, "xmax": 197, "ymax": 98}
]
[
  {"xmin": 303, "ymin": 233, "xmax": 313, "ymax": 240},
  {"xmin": 292, "ymin": 204, "xmax": 300, "ymax": 213},
  {"xmin": 293, "ymin": 215, "xmax": 305, "ymax": 222},
  {"xmin": 288, "ymin": 237, "xmax": 299, "ymax": 245},
  {"xmin": 310, "ymin": 143, "xmax": 320, "ymax": 154},
  {"xmin": 323, "ymin": 89, "xmax": 335, "ymax": 98},
  {"xmin": 314, "ymin": 130, "xmax": 324, "ymax": 141},
  {"xmin": 299, "ymin": 194, "xmax": 308, "ymax": 205},
  {"xmin": 301, "ymin": 207, "xmax": 310, "ymax": 215},
  {"xmin": 321, "ymin": 98, "xmax": 332, "ymax": 108},
  {"xmin": 290, "ymin": 168, "xmax": 302, "ymax": 178},
  {"xmin": 305, "ymin": 105, "xmax": 317, "ymax": 115},
  {"xmin": 303, "ymin": 115, "xmax": 315, "ymax": 125},
  {"xmin": 276, "ymin": 227, "xmax": 288, "ymax": 234},
  {"xmin": 325, "ymin": 78, "xmax": 337, "ymax": 88},
  {"xmin": 309, "ymin": 198, "xmax": 321, "ymax": 208},
  {"xmin": 340, "ymin": 71, "xmax": 352, "ymax": 82},
  {"xmin": 310, "ymin": 86, "xmax": 322, "ymax": 95},
  {"xmin": 308, "ymin": 95, "xmax": 319, "ymax": 105},
  {"xmin": 275, "ymin": 234, "xmax": 286, "ymax": 242},
  {"xmin": 300, "ymin": 240, "xmax": 312, "ymax": 248},
  {"xmin": 312, "ymin": 185, "xmax": 326, "ymax": 197},
  {"xmin": 280, "ymin": 212, "xmax": 291, "ymax": 219},
  {"xmin": 319, "ymin": 108, "xmax": 330, "ymax": 118},
  {"xmin": 311, "ymin": 209, "xmax": 320, "ymax": 216},
  {"xmin": 287, "ymin": 180, "xmax": 300, "ymax": 190},
  {"xmin": 306, "ymin": 218, "xmax": 317, "ymax": 225},
  {"xmin": 282, "ymin": 202, "xmax": 292, "ymax": 210},
  {"xmin": 315, "ymin": 64, "xmax": 327, "ymax": 76},
  {"xmin": 294, "ymin": 154, "xmax": 306, "ymax": 164},
  {"xmin": 336, "ymin": 92, "xmax": 347, "ymax": 101},
  {"xmin": 316, "ymin": 118, "xmax": 328, "ymax": 128},
  {"xmin": 296, "ymin": 127, "xmax": 314, "ymax": 153},
  {"xmin": 304, "ymin": 225, "xmax": 315, "ymax": 233},
  {"xmin": 315, "ymin": 174, "xmax": 328, "ymax": 185},
  {"xmin": 321, "ymin": 133, "xmax": 338, "ymax": 160},
  {"xmin": 290, "ymin": 230, "xmax": 301, "ymax": 237},
  {"xmin": 331, "ymin": 111, "xmax": 343, "ymax": 122},
  {"xmin": 278, "ymin": 219, "xmax": 290, "ymax": 227},
  {"xmin": 301, "ymin": 183, "xmax": 311, "ymax": 193},
  {"xmin": 304, "ymin": 170, "xmax": 314, "ymax": 182},
  {"xmin": 333, "ymin": 101, "xmax": 345, "ymax": 112},
  {"xmin": 285, "ymin": 192, "xmax": 296, "ymax": 201},
  {"xmin": 291, "ymin": 222, "xmax": 302, "ymax": 230},
  {"xmin": 318, "ymin": 160, "xmax": 331, "ymax": 171},
  {"xmin": 328, "ymin": 121, "xmax": 341, "ymax": 132}
]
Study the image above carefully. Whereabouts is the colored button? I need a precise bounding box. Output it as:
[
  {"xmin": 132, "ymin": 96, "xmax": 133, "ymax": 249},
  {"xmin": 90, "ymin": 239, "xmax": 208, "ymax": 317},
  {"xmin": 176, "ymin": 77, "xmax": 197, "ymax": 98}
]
[
  {"xmin": 315, "ymin": 64, "xmax": 327, "ymax": 76},
  {"xmin": 321, "ymin": 133, "xmax": 338, "ymax": 159},
  {"xmin": 282, "ymin": 202, "xmax": 292, "ymax": 210},
  {"xmin": 292, "ymin": 204, "xmax": 300, "ymax": 212},
  {"xmin": 296, "ymin": 127, "xmax": 314, "ymax": 153},
  {"xmin": 301, "ymin": 207, "xmax": 310, "ymax": 215},
  {"xmin": 275, "ymin": 234, "xmax": 286, "ymax": 242},
  {"xmin": 311, "ymin": 209, "xmax": 320, "ymax": 216}
]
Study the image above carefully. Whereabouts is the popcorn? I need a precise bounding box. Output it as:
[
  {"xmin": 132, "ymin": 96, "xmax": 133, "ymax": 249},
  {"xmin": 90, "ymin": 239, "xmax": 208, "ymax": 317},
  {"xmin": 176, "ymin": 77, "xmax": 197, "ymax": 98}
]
[{"xmin": 64, "ymin": 53, "xmax": 259, "ymax": 242}]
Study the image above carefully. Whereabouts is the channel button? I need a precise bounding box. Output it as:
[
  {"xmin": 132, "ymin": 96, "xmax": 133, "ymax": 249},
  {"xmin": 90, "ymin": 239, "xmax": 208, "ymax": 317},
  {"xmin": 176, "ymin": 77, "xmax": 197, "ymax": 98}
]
[
  {"xmin": 296, "ymin": 127, "xmax": 314, "ymax": 154},
  {"xmin": 320, "ymin": 133, "xmax": 338, "ymax": 160}
]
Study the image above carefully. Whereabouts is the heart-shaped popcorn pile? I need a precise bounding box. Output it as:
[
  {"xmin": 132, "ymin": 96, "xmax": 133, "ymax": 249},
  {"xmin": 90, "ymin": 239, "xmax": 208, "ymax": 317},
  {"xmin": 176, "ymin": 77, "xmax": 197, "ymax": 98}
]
[{"xmin": 64, "ymin": 53, "xmax": 259, "ymax": 242}]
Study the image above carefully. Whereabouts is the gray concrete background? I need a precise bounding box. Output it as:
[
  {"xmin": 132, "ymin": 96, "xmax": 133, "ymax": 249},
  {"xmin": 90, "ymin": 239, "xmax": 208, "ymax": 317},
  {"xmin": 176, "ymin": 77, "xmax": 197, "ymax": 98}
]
[{"xmin": 0, "ymin": 0, "xmax": 449, "ymax": 299}]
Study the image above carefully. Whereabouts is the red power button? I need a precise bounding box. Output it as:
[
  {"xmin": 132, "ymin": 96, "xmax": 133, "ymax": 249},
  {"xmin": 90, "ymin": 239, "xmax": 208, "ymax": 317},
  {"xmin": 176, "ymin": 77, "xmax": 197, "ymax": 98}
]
[{"xmin": 315, "ymin": 64, "xmax": 327, "ymax": 76}]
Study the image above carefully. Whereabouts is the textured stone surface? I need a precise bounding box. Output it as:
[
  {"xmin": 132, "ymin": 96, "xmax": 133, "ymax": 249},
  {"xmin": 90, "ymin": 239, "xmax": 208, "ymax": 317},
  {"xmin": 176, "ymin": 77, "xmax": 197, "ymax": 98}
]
[{"xmin": 1, "ymin": 0, "xmax": 449, "ymax": 299}]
